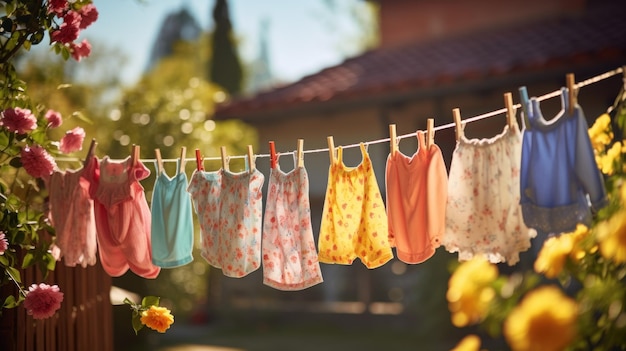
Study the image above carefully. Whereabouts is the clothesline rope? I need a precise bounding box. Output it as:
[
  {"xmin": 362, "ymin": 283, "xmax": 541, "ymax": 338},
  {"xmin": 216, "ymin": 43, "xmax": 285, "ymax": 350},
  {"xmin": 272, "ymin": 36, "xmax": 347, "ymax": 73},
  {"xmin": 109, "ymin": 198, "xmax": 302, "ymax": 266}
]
[{"xmin": 56, "ymin": 66, "xmax": 624, "ymax": 164}]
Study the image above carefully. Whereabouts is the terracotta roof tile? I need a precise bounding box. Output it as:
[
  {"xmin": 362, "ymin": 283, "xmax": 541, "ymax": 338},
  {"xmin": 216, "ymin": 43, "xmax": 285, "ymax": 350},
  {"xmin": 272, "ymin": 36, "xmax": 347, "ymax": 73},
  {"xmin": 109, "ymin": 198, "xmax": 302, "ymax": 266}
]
[{"xmin": 215, "ymin": 2, "xmax": 626, "ymax": 120}]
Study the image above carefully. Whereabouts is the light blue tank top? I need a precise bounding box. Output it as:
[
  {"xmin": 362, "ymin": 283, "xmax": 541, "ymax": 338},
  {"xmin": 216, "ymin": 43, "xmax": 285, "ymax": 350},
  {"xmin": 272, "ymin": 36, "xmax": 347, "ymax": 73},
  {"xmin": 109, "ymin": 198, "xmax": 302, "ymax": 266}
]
[{"xmin": 151, "ymin": 160, "xmax": 194, "ymax": 267}]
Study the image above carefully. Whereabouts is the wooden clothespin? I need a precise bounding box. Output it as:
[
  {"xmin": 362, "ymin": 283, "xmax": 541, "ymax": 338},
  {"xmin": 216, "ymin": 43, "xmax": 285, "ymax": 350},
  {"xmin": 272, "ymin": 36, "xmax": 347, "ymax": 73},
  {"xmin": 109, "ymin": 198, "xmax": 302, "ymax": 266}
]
[
  {"xmin": 327, "ymin": 136, "xmax": 336, "ymax": 164},
  {"xmin": 155, "ymin": 148, "xmax": 164, "ymax": 174},
  {"xmin": 389, "ymin": 124, "xmax": 397, "ymax": 156},
  {"xmin": 453, "ymin": 108, "xmax": 463, "ymax": 141},
  {"xmin": 195, "ymin": 149, "xmax": 204, "ymax": 171},
  {"xmin": 84, "ymin": 138, "xmax": 97, "ymax": 166},
  {"xmin": 247, "ymin": 145, "xmax": 255, "ymax": 174},
  {"xmin": 426, "ymin": 118, "xmax": 434, "ymax": 149},
  {"xmin": 131, "ymin": 144, "xmax": 140, "ymax": 167},
  {"xmin": 220, "ymin": 146, "xmax": 229, "ymax": 171},
  {"xmin": 566, "ymin": 73, "xmax": 576, "ymax": 115},
  {"xmin": 269, "ymin": 141, "xmax": 277, "ymax": 169},
  {"xmin": 179, "ymin": 146, "xmax": 186, "ymax": 174},
  {"xmin": 504, "ymin": 92, "xmax": 516, "ymax": 129},
  {"xmin": 296, "ymin": 139, "xmax": 304, "ymax": 168}
]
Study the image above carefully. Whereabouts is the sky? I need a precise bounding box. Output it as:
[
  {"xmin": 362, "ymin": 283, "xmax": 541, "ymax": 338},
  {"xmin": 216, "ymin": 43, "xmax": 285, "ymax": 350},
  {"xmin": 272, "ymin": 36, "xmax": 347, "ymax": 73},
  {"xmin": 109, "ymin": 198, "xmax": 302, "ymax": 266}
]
[{"xmin": 88, "ymin": 0, "xmax": 366, "ymax": 86}]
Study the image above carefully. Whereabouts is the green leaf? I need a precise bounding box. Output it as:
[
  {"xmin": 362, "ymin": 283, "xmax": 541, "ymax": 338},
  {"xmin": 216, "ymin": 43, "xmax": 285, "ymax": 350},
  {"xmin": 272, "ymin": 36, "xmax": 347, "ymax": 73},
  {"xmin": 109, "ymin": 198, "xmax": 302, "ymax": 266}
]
[
  {"xmin": 141, "ymin": 296, "xmax": 160, "ymax": 308},
  {"xmin": 5, "ymin": 266, "xmax": 21, "ymax": 284},
  {"xmin": 3, "ymin": 295, "xmax": 18, "ymax": 309},
  {"xmin": 21, "ymin": 252, "xmax": 35, "ymax": 269},
  {"xmin": 8, "ymin": 157, "xmax": 22, "ymax": 168},
  {"xmin": 0, "ymin": 255, "xmax": 8, "ymax": 266},
  {"xmin": 5, "ymin": 2, "xmax": 16, "ymax": 17},
  {"xmin": 123, "ymin": 297, "xmax": 136, "ymax": 306},
  {"xmin": 72, "ymin": 111, "xmax": 93, "ymax": 124},
  {"xmin": 23, "ymin": 40, "xmax": 31, "ymax": 51},
  {"xmin": 131, "ymin": 313, "xmax": 144, "ymax": 335},
  {"xmin": 61, "ymin": 47, "xmax": 70, "ymax": 60},
  {"xmin": 44, "ymin": 253, "xmax": 56, "ymax": 271}
]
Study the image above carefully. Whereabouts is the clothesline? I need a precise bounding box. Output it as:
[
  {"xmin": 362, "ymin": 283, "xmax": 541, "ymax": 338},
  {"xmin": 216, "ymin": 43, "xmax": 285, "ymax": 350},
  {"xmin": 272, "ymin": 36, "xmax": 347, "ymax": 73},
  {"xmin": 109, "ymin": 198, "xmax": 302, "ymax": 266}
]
[{"xmin": 57, "ymin": 66, "xmax": 625, "ymax": 164}]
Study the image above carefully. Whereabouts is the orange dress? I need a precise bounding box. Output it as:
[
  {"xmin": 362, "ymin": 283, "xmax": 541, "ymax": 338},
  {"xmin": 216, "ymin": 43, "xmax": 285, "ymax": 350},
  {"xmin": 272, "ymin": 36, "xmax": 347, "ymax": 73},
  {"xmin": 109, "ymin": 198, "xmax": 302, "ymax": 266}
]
[
  {"xmin": 385, "ymin": 132, "xmax": 448, "ymax": 264},
  {"xmin": 318, "ymin": 143, "xmax": 392, "ymax": 269}
]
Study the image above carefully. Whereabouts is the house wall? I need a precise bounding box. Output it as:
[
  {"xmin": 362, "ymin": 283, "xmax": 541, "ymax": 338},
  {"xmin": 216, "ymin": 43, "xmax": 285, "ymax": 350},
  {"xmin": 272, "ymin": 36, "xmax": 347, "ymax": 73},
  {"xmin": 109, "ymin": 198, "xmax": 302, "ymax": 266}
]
[{"xmin": 378, "ymin": 0, "xmax": 586, "ymax": 48}]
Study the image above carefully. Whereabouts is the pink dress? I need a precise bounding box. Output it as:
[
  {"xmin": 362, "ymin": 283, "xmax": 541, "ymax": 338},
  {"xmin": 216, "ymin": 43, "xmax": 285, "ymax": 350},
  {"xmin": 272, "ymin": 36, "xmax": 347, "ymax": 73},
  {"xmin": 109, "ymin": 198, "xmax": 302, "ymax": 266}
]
[
  {"xmin": 48, "ymin": 166, "xmax": 97, "ymax": 267},
  {"xmin": 262, "ymin": 158, "xmax": 323, "ymax": 290},
  {"xmin": 85, "ymin": 156, "xmax": 160, "ymax": 278}
]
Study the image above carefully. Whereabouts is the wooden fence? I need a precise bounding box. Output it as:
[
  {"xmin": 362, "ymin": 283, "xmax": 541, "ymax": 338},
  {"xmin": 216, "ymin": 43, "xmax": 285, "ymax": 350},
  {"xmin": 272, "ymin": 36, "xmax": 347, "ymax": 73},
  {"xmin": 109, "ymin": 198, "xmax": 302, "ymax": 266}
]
[{"xmin": 0, "ymin": 261, "xmax": 113, "ymax": 351}]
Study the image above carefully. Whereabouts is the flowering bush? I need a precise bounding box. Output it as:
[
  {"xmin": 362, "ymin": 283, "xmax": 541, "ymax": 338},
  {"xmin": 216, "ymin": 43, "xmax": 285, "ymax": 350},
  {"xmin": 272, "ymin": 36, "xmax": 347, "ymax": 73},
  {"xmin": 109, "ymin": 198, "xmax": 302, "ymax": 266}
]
[
  {"xmin": 447, "ymin": 95, "xmax": 626, "ymax": 350},
  {"xmin": 124, "ymin": 296, "xmax": 175, "ymax": 334},
  {"xmin": 0, "ymin": 0, "xmax": 97, "ymax": 319}
]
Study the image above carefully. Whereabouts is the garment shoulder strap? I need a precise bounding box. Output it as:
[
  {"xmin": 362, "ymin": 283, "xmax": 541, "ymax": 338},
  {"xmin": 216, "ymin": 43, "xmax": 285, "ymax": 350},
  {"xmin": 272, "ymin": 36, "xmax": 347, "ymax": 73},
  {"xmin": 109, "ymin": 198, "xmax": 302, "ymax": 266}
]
[
  {"xmin": 417, "ymin": 131, "xmax": 426, "ymax": 151},
  {"xmin": 336, "ymin": 146, "xmax": 343, "ymax": 164}
]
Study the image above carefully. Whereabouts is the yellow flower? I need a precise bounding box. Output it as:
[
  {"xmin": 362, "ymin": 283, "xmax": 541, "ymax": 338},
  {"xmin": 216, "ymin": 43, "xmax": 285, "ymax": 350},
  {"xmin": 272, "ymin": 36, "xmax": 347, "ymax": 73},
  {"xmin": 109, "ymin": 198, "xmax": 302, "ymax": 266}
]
[
  {"xmin": 447, "ymin": 257, "xmax": 498, "ymax": 327},
  {"xmin": 598, "ymin": 141, "xmax": 622, "ymax": 175},
  {"xmin": 504, "ymin": 286, "xmax": 578, "ymax": 351},
  {"xmin": 597, "ymin": 209, "xmax": 626, "ymax": 264},
  {"xmin": 588, "ymin": 113, "xmax": 613, "ymax": 153},
  {"xmin": 451, "ymin": 334, "xmax": 482, "ymax": 351},
  {"xmin": 140, "ymin": 305, "xmax": 174, "ymax": 333},
  {"xmin": 534, "ymin": 234, "xmax": 574, "ymax": 278}
]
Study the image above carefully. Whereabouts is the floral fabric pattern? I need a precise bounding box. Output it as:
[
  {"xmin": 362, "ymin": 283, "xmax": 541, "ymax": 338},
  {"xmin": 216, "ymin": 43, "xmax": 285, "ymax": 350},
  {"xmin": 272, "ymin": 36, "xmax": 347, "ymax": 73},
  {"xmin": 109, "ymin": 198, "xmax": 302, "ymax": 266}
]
[
  {"xmin": 262, "ymin": 162, "xmax": 323, "ymax": 290},
  {"xmin": 444, "ymin": 125, "xmax": 536, "ymax": 265},
  {"xmin": 188, "ymin": 168, "xmax": 264, "ymax": 278}
]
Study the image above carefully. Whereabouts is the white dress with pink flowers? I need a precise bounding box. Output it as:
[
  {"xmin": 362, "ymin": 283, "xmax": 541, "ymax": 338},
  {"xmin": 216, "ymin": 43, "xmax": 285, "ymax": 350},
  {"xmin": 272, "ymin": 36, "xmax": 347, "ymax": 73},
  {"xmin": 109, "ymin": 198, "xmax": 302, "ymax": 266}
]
[{"xmin": 443, "ymin": 125, "xmax": 536, "ymax": 265}]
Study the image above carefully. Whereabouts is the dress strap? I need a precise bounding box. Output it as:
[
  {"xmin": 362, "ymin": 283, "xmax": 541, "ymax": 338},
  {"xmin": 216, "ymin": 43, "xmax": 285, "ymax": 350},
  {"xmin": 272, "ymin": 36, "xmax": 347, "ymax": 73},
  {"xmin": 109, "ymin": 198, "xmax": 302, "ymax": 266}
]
[
  {"xmin": 560, "ymin": 87, "xmax": 570, "ymax": 114},
  {"xmin": 417, "ymin": 131, "xmax": 426, "ymax": 151},
  {"xmin": 337, "ymin": 146, "xmax": 343, "ymax": 164}
]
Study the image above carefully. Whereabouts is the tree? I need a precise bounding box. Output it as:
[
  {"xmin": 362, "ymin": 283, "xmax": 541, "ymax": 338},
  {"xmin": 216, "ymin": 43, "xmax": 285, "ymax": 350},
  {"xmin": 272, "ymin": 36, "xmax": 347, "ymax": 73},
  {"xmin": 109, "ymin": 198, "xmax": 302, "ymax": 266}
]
[
  {"xmin": 110, "ymin": 36, "xmax": 257, "ymax": 321},
  {"xmin": 209, "ymin": 0, "xmax": 243, "ymax": 95}
]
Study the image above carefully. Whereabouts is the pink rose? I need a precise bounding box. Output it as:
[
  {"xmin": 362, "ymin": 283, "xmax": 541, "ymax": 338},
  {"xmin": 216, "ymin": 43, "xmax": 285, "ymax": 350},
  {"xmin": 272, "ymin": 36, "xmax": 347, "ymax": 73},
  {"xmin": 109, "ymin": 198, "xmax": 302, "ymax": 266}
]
[
  {"xmin": 47, "ymin": 0, "xmax": 68, "ymax": 15},
  {"xmin": 78, "ymin": 4, "xmax": 98, "ymax": 29},
  {"xmin": 50, "ymin": 11, "xmax": 81, "ymax": 44},
  {"xmin": 0, "ymin": 232, "xmax": 8, "ymax": 255},
  {"xmin": 59, "ymin": 127, "xmax": 85, "ymax": 154},
  {"xmin": 70, "ymin": 40, "xmax": 91, "ymax": 61},
  {"xmin": 23, "ymin": 283, "xmax": 64, "ymax": 320},
  {"xmin": 20, "ymin": 145, "xmax": 57, "ymax": 178},
  {"xmin": 45, "ymin": 109, "xmax": 63, "ymax": 128},
  {"xmin": 1, "ymin": 107, "xmax": 37, "ymax": 134}
]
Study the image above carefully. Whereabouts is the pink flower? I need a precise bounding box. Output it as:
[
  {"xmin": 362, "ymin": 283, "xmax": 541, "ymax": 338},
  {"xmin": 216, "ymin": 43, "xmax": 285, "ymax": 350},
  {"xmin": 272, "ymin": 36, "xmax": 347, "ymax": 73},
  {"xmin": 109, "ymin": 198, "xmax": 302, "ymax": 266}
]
[
  {"xmin": 45, "ymin": 109, "xmax": 63, "ymax": 128},
  {"xmin": 70, "ymin": 40, "xmax": 91, "ymax": 61},
  {"xmin": 1, "ymin": 107, "xmax": 37, "ymax": 134},
  {"xmin": 78, "ymin": 4, "xmax": 98, "ymax": 29},
  {"xmin": 50, "ymin": 11, "xmax": 81, "ymax": 44},
  {"xmin": 59, "ymin": 127, "xmax": 85, "ymax": 154},
  {"xmin": 20, "ymin": 145, "xmax": 57, "ymax": 178},
  {"xmin": 23, "ymin": 283, "xmax": 64, "ymax": 320},
  {"xmin": 0, "ymin": 232, "xmax": 8, "ymax": 255},
  {"xmin": 47, "ymin": 0, "xmax": 67, "ymax": 15}
]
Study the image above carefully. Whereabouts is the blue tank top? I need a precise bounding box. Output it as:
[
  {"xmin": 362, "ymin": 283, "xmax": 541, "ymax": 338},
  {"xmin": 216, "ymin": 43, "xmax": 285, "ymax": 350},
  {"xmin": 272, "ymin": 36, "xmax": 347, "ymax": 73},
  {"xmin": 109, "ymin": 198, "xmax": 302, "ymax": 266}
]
[{"xmin": 151, "ymin": 161, "xmax": 194, "ymax": 267}]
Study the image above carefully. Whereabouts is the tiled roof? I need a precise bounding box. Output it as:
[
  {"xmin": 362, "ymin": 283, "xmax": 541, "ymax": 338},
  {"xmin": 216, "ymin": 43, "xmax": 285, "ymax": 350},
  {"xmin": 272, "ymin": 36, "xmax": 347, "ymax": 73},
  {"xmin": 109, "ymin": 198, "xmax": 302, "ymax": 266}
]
[{"xmin": 215, "ymin": 2, "xmax": 626, "ymax": 121}]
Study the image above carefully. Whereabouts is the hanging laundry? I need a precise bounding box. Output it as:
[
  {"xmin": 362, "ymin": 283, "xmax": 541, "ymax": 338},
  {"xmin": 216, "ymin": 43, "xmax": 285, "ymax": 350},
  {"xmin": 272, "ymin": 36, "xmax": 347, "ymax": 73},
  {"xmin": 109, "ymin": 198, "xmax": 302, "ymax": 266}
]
[
  {"xmin": 520, "ymin": 88, "xmax": 608, "ymax": 234},
  {"xmin": 318, "ymin": 143, "xmax": 393, "ymax": 269},
  {"xmin": 386, "ymin": 131, "xmax": 448, "ymax": 264},
  {"xmin": 84, "ymin": 155, "xmax": 160, "ymax": 278},
  {"xmin": 262, "ymin": 153, "xmax": 323, "ymax": 291},
  {"xmin": 47, "ymin": 164, "xmax": 97, "ymax": 268},
  {"xmin": 444, "ymin": 124, "xmax": 536, "ymax": 266},
  {"xmin": 187, "ymin": 166, "xmax": 264, "ymax": 278},
  {"xmin": 150, "ymin": 160, "xmax": 194, "ymax": 268}
]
